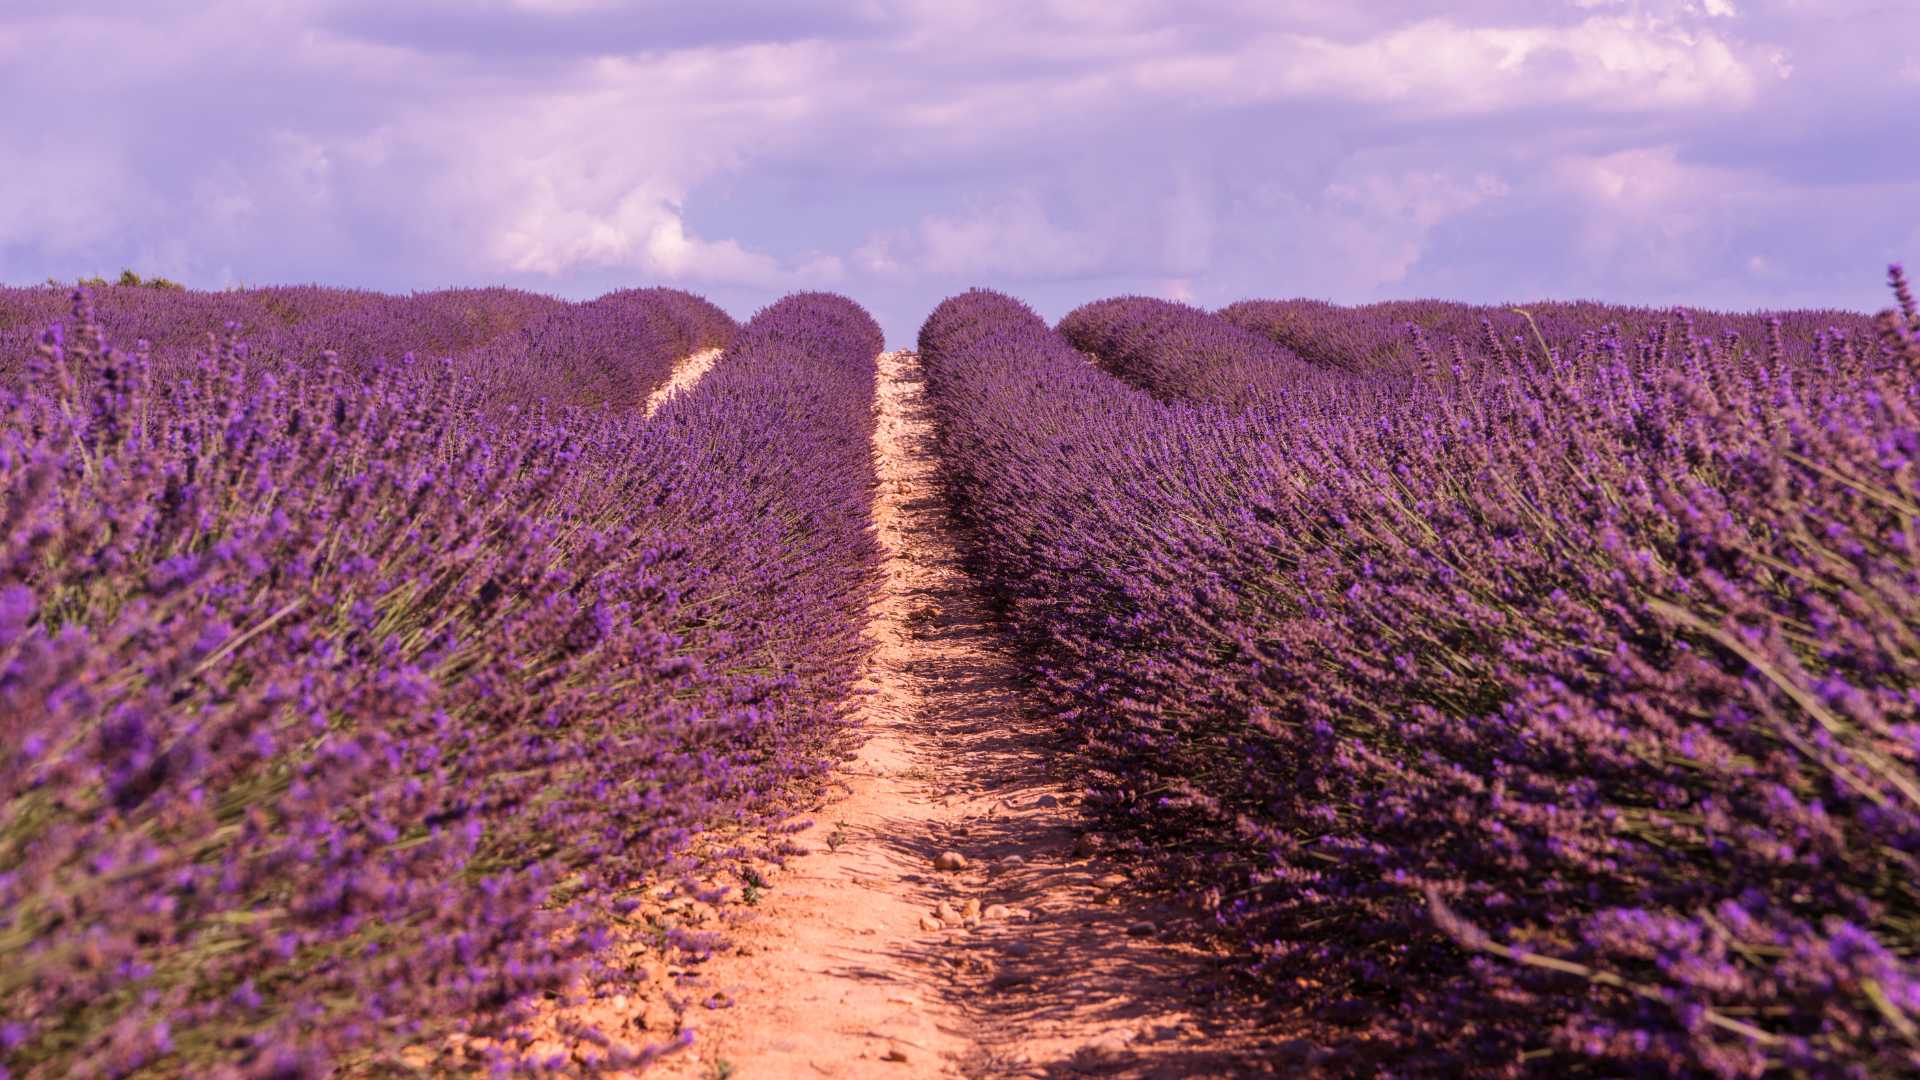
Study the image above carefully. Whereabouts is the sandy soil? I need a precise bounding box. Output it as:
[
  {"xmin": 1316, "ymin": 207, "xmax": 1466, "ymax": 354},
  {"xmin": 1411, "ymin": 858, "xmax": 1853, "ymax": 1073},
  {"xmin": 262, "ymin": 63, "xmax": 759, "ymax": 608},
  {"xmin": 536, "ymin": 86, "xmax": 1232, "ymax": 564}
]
[
  {"xmin": 646, "ymin": 351, "xmax": 1275, "ymax": 1078},
  {"xmin": 644, "ymin": 346, "xmax": 725, "ymax": 417}
]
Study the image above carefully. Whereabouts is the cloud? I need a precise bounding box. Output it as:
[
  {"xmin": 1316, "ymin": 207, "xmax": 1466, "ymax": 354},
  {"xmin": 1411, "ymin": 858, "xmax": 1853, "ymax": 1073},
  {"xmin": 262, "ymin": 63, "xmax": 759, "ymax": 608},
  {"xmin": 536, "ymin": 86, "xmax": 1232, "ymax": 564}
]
[
  {"xmin": 1535, "ymin": 145, "xmax": 1813, "ymax": 284},
  {"xmin": 1549, "ymin": 144, "xmax": 1729, "ymax": 210},
  {"xmin": 1129, "ymin": 14, "xmax": 1765, "ymax": 114},
  {"xmin": 1311, "ymin": 169, "xmax": 1514, "ymax": 289},
  {"xmin": 321, "ymin": 0, "xmax": 883, "ymax": 58},
  {"xmin": 0, "ymin": 0, "xmax": 1914, "ymax": 342},
  {"xmin": 1327, "ymin": 171, "xmax": 1512, "ymax": 228},
  {"xmin": 858, "ymin": 193, "xmax": 1103, "ymax": 279}
]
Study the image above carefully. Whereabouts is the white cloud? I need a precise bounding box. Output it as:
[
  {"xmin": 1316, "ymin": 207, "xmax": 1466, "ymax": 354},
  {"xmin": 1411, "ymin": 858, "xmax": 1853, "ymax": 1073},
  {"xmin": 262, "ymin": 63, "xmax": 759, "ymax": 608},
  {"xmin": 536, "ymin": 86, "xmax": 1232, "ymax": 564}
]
[
  {"xmin": 1546, "ymin": 145, "xmax": 1768, "ymax": 279},
  {"xmin": 1309, "ymin": 168, "xmax": 1512, "ymax": 291},
  {"xmin": 1568, "ymin": 0, "xmax": 1736, "ymax": 15},
  {"xmin": 492, "ymin": 187, "xmax": 776, "ymax": 281},
  {"xmin": 1549, "ymin": 144, "xmax": 1737, "ymax": 209},
  {"xmin": 292, "ymin": 37, "xmax": 844, "ymax": 286},
  {"xmin": 895, "ymin": 193, "xmax": 1103, "ymax": 278},
  {"xmin": 854, "ymin": 173, "xmax": 1220, "ymax": 282},
  {"xmin": 1, "ymin": 0, "xmax": 1909, "ymax": 337},
  {"xmin": 1131, "ymin": 15, "xmax": 1763, "ymax": 114},
  {"xmin": 1326, "ymin": 170, "xmax": 1511, "ymax": 227}
]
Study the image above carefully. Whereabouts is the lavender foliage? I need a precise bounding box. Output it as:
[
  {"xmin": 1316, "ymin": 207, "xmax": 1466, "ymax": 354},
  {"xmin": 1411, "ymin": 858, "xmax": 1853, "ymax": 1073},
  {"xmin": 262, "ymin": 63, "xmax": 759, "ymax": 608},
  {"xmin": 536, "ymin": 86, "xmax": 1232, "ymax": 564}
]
[
  {"xmin": 0, "ymin": 284, "xmax": 569, "ymax": 390},
  {"xmin": 920, "ymin": 274, "xmax": 1920, "ymax": 1077},
  {"xmin": 1220, "ymin": 296, "xmax": 1883, "ymax": 379},
  {"xmin": 1055, "ymin": 296, "xmax": 1324, "ymax": 409},
  {"xmin": 1, "ymin": 287, "xmax": 880, "ymax": 1077},
  {"xmin": 461, "ymin": 287, "xmax": 734, "ymax": 411}
]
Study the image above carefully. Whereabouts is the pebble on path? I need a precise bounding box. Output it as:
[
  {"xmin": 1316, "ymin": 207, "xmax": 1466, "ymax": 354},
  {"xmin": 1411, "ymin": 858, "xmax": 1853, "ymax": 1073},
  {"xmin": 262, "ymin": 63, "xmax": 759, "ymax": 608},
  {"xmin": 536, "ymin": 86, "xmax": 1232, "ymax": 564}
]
[{"xmin": 935, "ymin": 851, "xmax": 969, "ymax": 871}]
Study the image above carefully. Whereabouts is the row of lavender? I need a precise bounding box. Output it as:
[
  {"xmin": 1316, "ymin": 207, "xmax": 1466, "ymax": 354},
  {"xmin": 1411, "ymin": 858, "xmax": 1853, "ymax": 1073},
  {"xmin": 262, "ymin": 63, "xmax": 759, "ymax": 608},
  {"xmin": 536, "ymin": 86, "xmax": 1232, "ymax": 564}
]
[
  {"xmin": 0, "ymin": 282, "xmax": 738, "ymax": 412},
  {"xmin": 1, "ymin": 288, "xmax": 883, "ymax": 1077},
  {"xmin": 1218, "ymin": 295, "xmax": 1882, "ymax": 379},
  {"xmin": 1059, "ymin": 292, "xmax": 1889, "ymax": 412},
  {"xmin": 921, "ymin": 274, "xmax": 1920, "ymax": 1076},
  {"xmin": 0, "ymin": 283, "xmax": 558, "ymax": 383},
  {"xmin": 1056, "ymin": 295, "xmax": 1328, "ymax": 410}
]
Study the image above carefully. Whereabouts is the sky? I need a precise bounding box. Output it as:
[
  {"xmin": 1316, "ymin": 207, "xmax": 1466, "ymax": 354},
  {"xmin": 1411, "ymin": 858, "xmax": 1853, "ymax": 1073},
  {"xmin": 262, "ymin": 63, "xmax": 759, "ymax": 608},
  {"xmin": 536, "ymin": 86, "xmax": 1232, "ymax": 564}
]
[{"xmin": 1, "ymin": 0, "xmax": 1916, "ymax": 345}]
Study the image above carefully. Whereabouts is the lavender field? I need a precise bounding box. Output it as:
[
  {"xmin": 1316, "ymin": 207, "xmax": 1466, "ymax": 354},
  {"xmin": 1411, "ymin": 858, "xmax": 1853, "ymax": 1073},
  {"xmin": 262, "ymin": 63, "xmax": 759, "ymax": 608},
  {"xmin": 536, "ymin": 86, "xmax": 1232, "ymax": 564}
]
[
  {"xmin": 1, "ymin": 285, "xmax": 882, "ymax": 1075},
  {"xmin": 927, "ymin": 273, "xmax": 1920, "ymax": 1077},
  {"xmin": 2, "ymin": 267, "xmax": 1917, "ymax": 1078}
]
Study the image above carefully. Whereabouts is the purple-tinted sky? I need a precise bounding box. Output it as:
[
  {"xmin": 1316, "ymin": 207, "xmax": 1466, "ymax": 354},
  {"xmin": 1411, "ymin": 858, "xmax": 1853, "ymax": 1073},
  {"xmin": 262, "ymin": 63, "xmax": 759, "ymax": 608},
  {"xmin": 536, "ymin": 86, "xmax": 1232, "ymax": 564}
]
[{"xmin": 2, "ymin": 0, "xmax": 1915, "ymax": 344}]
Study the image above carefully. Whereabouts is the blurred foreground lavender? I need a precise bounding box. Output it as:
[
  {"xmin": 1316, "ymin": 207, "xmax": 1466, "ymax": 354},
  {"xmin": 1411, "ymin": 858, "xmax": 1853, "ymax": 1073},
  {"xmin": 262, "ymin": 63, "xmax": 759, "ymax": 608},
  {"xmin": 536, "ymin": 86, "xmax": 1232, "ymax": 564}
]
[
  {"xmin": 0, "ymin": 288, "xmax": 882, "ymax": 1076},
  {"xmin": 922, "ymin": 270, "xmax": 1920, "ymax": 1076}
]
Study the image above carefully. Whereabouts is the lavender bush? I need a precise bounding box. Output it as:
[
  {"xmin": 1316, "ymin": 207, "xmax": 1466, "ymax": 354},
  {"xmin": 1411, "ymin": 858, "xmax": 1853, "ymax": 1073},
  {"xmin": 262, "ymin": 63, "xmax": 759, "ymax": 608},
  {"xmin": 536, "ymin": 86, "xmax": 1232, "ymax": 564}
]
[
  {"xmin": 467, "ymin": 287, "xmax": 735, "ymax": 410},
  {"xmin": 1055, "ymin": 296, "xmax": 1323, "ymax": 409},
  {"xmin": 1220, "ymin": 296, "xmax": 1883, "ymax": 379},
  {"xmin": 0, "ymin": 284, "xmax": 569, "ymax": 390},
  {"xmin": 0, "ymin": 288, "xmax": 880, "ymax": 1077},
  {"xmin": 920, "ymin": 271, "xmax": 1920, "ymax": 1077}
]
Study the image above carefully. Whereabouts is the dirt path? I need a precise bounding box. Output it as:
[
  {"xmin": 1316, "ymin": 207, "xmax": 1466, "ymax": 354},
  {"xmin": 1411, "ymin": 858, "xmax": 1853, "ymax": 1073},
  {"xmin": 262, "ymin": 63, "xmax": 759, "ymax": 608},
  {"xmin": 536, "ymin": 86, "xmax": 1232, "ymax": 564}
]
[
  {"xmin": 649, "ymin": 351, "xmax": 1273, "ymax": 1079},
  {"xmin": 644, "ymin": 346, "xmax": 725, "ymax": 417}
]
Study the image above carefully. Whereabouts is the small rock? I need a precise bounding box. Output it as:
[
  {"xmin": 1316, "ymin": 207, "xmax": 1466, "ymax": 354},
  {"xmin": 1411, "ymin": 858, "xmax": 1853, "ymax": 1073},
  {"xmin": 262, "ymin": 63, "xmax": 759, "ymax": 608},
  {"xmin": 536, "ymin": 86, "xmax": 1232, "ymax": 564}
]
[
  {"xmin": 1096, "ymin": 873, "xmax": 1128, "ymax": 889},
  {"xmin": 919, "ymin": 915, "xmax": 943, "ymax": 932},
  {"xmin": 1125, "ymin": 921, "xmax": 1156, "ymax": 937},
  {"xmin": 983, "ymin": 904, "xmax": 1011, "ymax": 921},
  {"xmin": 999, "ymin": 854, "xmax": 1025, "ymax": 866},
  {"xmin": 882, "ymin": 1047, "xmax": 910, "ymax": 1063},
  {"xmin": 961, "ymin": 898, "xmax": 982, "ymax": 920},
  {"xmin": 1034, "ymin": 794, "xmax": 1060, "ymax": 808},
  {"xmin": 936, "ymin": 901, "xmax": 962, "ymax": 923},
  {"xmin": 989, "ymin": 969, "xmax": 1033, "ymax": 989},
  {"xmin": 934, "ymin": 851, "xmax": 969, "ymax": 871}
]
